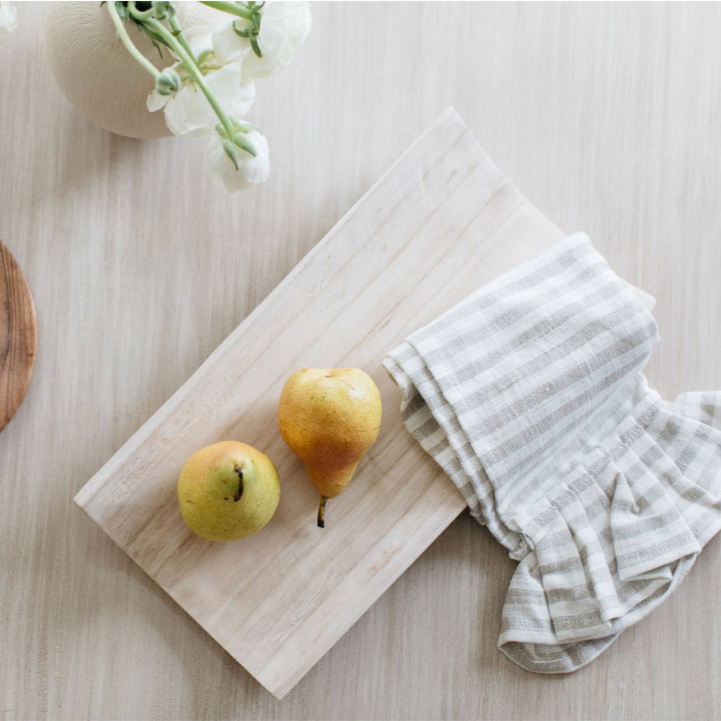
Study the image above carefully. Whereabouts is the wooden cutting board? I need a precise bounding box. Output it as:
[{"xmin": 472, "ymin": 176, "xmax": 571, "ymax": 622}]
[
  {"xmin": 0, "ymin": 241, "xmax": 37, "ymax": 434},
  {"xmin": 74, "ymin": 108, "xmax": 653, "ymax": 699}
]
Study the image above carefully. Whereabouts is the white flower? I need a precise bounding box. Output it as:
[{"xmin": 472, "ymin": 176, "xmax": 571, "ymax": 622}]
[
  {"xmin": 0, "ymin": 2, "xmax": 18, "ymax": 44},
  {"xmin": 207, "ymin": 126, "xmax": 270, "ymax": 193},
  {"xmin": 213, "ymin": 1, "xmax": 311, "ymax": 80},
  {"xmin": 149, "ymin": 62, "xmax": 255, "ymax": 137},
  {"xmin": 147, "ymin": 26, "xmax": 256, "ymax": 138}
]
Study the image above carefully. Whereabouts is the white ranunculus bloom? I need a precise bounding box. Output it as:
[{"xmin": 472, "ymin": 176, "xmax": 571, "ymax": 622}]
[
  {"xmin": 147, "ymin": 26, "xmax": 256, "ymax": 137},
  {"xmin": 207, "ymin": 127, "xmax": 270, "ymax": 193},
  {"xmin": 212, "ymin": 1, "xmax": 311, "ymax": 80},
  {"xmin": 0, "ymin": 2, "xmax": 18, "ymax": 44},
  {"xmin": 149, "ymin": 61, "xmax": 255, "ymax": 137}
]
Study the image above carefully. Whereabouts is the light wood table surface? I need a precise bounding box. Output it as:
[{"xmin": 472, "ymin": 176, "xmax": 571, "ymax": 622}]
[{"xmin": 2, "ymin": 3, "xmax": 720, "ymax": 719}]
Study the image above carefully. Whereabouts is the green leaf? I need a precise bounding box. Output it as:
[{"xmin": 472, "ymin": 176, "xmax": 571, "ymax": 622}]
[
  {"xmin": 232, "ymin": 132, "xmax": 257, "ymax": 157},
  {"xmin": 197, "ymin": 49, "xmax": 214, "ymax": 66},
  {"xmin": 133, "ymin": 20, "xmax": 169, "ymax": 58},
  {"xmin": 223, "ymin": 139, "xmax": 240, "ymax": 170}
]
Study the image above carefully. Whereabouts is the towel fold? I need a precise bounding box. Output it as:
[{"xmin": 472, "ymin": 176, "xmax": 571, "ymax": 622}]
[{"xmin": 383, "ymin": 233, "xmax": 721, "ymax": 673}]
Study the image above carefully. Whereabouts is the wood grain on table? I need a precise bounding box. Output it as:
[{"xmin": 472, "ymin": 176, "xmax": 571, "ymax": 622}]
[{"xmin": 2, "ymin": 3, "xmax": 721, "ymax": 720}]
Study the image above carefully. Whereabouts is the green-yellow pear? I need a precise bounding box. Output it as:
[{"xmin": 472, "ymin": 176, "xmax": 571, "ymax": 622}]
[
  {"xmin": 178, "ymin": 441, "xmax": 280, "ymax": 542},
  {"xmin": 278, "ymin": 368, "xmax": 382, "ymax": 527}
]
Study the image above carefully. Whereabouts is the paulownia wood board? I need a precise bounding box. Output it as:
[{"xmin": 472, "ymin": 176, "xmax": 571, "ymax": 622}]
[
  {"xmin": 74, "ymin": 108, "xmax": 652, "ymax": 700},
  {"xmin": 0, "ymin": 240, "xmax": 37, "ymax": 434}
]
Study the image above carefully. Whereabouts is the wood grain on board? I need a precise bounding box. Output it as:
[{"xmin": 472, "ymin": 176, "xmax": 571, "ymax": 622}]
[
  {"xmin": 74, "ymin": 109, "xmax": 652, "ymax": 699},
  {"xmin": 0, "ymin": 240, "xmax": 37, "ymax": 434}
]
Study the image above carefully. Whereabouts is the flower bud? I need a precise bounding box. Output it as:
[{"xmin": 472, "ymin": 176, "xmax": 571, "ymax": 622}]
[
  {"xmin": 151, "ymin": 1, "xmax": 173, "ymax": 21},
  {"xmin": 155, "ymin": 67, "xmax": 180, "ymax": 96}
]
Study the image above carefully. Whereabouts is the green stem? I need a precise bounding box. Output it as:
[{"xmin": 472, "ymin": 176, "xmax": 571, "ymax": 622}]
[
  {"xmin": 167, "ymin": 12, "xmax": 195, "ymax": 62},
  {"xmin": 144, "ymin": 17, "xmax": 236, "ymax": 138},
  {"xmin": 199, "ymin": 1, "xmax": 254, "ymax": 20},
  {"xmin": 126, "ymin": 2, "xmax": 155, "ymax": 21},
  {"xmin": 125, "ymin": 3, "xmax": 195, "ymax": 67},
  {"xmin": 107, "ymin": 2, "xmax": 161, "ymax": 79}
]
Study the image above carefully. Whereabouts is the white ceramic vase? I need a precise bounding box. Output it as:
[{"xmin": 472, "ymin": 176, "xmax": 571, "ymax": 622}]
[{"xmin": 45, "ymin": 2, "xmax": 225, "ymax": 139}]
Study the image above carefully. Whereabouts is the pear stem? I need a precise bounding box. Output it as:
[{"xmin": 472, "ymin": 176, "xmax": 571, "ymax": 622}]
[
  {"xmin": 233, "ymin": 466, "xmax": 244, "ymax": 502},
  {"xmin": 318, "ymin": 496, "xmax": 328, "ymax": 528}
]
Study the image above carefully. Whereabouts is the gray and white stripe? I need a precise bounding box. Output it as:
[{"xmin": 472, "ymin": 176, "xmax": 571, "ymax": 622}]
[{"xmin": 384, "ymin": 233, "xmax": 721, "ymax": 673}]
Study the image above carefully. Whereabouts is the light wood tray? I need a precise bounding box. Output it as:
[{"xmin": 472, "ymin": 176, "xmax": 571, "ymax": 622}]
[{"xmin": 74, "ymin": 109, "xmax": 652, "ymax": 699}]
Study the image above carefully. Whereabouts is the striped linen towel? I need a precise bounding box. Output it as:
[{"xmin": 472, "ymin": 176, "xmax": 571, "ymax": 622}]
[{"xmin": 383, "ymin": 233, "xmax": 721, "ymax": 673}]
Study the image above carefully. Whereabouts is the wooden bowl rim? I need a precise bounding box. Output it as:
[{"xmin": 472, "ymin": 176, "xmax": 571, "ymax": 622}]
[{"xmin": 0, "ymin": 240, "xmax": 38, "ymax": 434}]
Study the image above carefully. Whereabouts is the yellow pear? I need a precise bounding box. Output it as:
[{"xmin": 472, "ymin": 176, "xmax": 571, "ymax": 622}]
[
  {"xmin": 178, "ymin": 441, "xmax": 280, "ymax": 542},
  {"xmin": 278, "ymin": 368, "xmax": 382, "ymax": 527}
]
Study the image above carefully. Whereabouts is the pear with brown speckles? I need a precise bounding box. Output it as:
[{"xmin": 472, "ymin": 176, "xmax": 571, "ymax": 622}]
[{"xmin": 278, "ymin": 368, "xmax": 382, "ymax": 528}]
